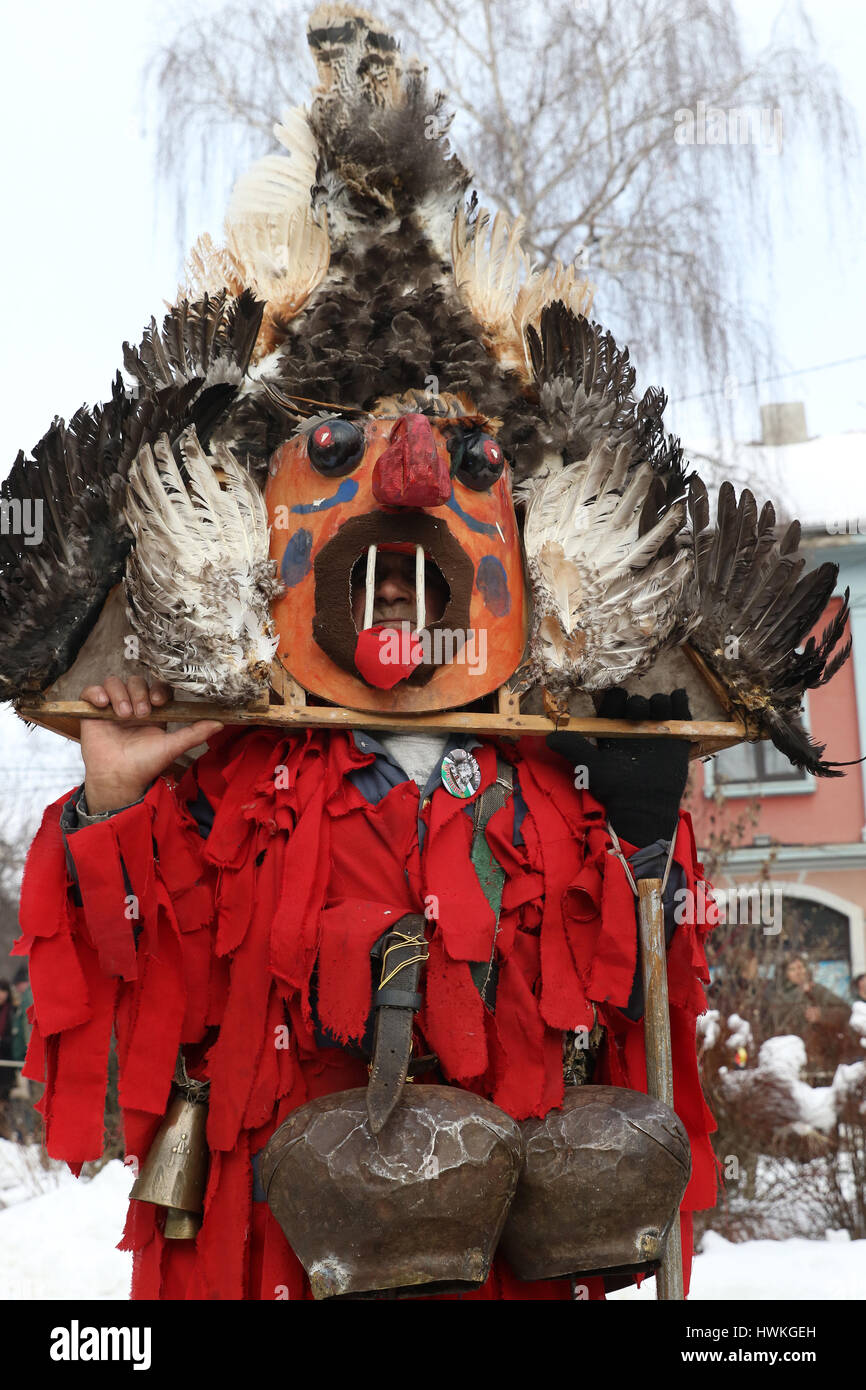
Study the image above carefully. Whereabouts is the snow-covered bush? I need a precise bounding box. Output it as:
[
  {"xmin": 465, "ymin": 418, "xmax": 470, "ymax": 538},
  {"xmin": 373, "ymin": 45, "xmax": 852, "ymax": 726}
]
[{"xmin": 698, "ymin": 1015, "xmax": 866, "ymax": 1242}]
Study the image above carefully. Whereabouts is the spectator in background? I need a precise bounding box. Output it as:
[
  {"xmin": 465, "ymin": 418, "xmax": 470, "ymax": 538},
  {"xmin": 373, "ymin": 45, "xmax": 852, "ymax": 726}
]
[
  {"xmin": 11, "ymin": 966, "xmax": 32, "ymax": 1070},
  {"xmin": 852, "ymin": 972, "xmax": 866, "ymax": 1003},
  {"xmin": 0, "ymin": 978, "xmax": 14, "ymax": 1132},
  {"xmin": 9, "ymin": 967, "xmax": 34, "ymax": 1115},
  {"xmin": 774, "ymin": 954, "xmax": 850, "ymax": 1073}
]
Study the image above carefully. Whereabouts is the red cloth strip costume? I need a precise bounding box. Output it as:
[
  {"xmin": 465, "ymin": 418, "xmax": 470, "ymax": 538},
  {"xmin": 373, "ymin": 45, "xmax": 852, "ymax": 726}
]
[{"xmin": 16, "ymin": 727, "xmax": 718, "ymax": 1300}]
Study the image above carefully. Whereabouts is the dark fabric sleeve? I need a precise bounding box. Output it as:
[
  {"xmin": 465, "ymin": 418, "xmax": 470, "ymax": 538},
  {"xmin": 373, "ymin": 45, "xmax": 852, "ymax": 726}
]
[{"xmin": 62, "ymin": 786, "xmax": 147, "ymax": 830}]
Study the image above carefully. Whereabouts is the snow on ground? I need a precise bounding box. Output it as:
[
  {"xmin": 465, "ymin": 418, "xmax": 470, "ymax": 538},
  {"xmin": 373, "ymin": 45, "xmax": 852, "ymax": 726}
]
[
  {"xmin": 608, "ymin": 1230, "xmax": 866, "ymax": 1301},
  {"xmin": 0, "ymin": 1142, "xmax": 133, "ymax": 1300},
  {"xmin": 2, "ymin": 1140, "xmax": 865, "ymax": 1300}
]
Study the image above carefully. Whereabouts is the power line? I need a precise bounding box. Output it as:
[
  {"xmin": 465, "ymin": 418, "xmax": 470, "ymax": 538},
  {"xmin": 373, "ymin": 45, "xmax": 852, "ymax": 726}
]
[{"xmin": 677, "ymin": 353, "xmax": 866, "ymax": 404}]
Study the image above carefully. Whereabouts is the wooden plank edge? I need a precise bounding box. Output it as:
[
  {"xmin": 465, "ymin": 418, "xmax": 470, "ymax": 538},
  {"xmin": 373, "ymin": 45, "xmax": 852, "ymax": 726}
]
[{"xmin": 17, "ymin": 699, "xmax": 747, "ymax": 747}]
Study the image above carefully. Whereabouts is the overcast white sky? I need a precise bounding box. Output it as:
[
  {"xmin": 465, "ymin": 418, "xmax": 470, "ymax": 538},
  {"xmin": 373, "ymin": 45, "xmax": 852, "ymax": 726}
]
[{"xmin": 682, "ymin": 0, "xmax": 866, "ymax": 451}]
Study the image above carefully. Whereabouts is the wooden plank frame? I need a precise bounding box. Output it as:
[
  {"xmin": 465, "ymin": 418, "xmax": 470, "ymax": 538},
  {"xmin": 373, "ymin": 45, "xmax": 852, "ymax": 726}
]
[{"xmin": 16, "ymin": 652, "xmax": 749, "ymax": 761}]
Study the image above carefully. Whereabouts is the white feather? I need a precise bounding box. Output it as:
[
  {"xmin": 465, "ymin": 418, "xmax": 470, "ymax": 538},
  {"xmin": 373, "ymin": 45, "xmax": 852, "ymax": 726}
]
[
  {"xmin": 451, "ymin": 206, "xmax": 532, "ymax": 374},
  {"xmin": 179, "ymin": 107, "xmax": 327, "ymax": 352},
  {"xmin": 415, "ymin": 188, "xmax": 463, "ymax": 265},
  {"xmin": 519, "ymin": 441, "xmax": 691, "ymax": 690},
  {"xmin": 271, "ymin": 105, "xmax": 320, "ymax": 198},
  {"xmin": 123, "ymin": 431, "xmax": 280, "ymax": 703}
]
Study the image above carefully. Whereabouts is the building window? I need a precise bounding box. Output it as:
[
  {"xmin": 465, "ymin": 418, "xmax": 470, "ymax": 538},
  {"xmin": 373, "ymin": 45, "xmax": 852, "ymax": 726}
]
[{"xmin": 705, "ymin": 698, "xmax": 815, "ymax": 797}]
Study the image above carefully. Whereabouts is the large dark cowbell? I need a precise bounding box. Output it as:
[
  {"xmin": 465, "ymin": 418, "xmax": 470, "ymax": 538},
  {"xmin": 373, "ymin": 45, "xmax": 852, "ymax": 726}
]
[
  {"xmin": 262, "ymin": 1086, "xmax": 524, "ymax": 1299},
  {"xmin": 501, "ymin": 1086, "xmax": 692, "ymax": 1281},
  {"xmin": 261, "ymin": 1082, "xmax": 689, "ymax": 1297},
  {"xmin": 262, "ymin": 910, "xmax": 525, "ymax": 1298}
]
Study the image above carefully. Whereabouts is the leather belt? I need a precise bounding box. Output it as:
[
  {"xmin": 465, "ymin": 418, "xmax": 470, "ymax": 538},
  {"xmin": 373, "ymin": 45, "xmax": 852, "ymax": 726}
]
[
  {"xmin": 366, "ymin": 913, "xmax": 429, "ymax": 1135},
  {"xmin": 365, "ymin": 757, "xmax": 513, "ymax": 1135}
]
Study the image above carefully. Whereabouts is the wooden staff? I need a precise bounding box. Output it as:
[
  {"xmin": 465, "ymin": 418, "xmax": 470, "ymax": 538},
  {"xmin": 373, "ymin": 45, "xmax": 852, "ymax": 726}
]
[{"xmin": 637, "ymin": 877, "xmax": 685, "ymax": 1301}]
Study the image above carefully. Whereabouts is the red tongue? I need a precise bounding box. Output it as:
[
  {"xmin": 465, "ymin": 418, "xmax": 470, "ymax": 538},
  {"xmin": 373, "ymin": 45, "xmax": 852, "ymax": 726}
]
[{"xmin": 354, "ymin": 625, "xmax": 424, "ymax": 689}]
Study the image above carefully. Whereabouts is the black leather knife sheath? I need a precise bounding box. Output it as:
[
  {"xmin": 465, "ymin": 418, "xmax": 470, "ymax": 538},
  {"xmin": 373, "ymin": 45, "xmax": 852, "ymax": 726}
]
[{"xmin": 366, "ymin": 913, "xmax": 429, "ymax": 1135}]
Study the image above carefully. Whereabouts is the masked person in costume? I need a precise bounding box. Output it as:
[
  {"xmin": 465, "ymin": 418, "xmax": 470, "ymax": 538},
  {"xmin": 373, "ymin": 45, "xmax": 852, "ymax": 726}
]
[{"xmin": 5, "ymin": 6, "xmax": 854, "ymax": 1301}]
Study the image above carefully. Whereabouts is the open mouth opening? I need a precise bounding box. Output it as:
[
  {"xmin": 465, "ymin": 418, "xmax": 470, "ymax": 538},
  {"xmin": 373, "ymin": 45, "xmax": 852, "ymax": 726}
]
[
  {"xmin": 349, "ymin": 543, "xmax": 451, "ymax": 633},
  {"xmin": 312, "ymin": 511, "xmax": 474, "ymax": 688}
]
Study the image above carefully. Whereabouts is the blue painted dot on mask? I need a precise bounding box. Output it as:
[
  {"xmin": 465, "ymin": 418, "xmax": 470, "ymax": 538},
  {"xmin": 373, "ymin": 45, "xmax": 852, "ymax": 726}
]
[
  {"xmin": 476, "ymin": 555, "xmax": 510, "ymax": 616},
  {"xmin": 281, "ymin": 529, "xmax": 313, "ymax": 587}
]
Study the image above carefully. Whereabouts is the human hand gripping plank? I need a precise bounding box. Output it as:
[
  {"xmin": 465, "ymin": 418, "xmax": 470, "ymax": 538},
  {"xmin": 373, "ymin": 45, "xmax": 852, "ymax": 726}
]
[{"xmin": 79, "ymin": 676, "xmax": 223, "ymax": 813}]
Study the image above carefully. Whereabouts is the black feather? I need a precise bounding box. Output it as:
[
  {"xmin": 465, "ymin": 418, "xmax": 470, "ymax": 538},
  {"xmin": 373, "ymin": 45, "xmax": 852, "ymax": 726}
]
[
  {"xmin": 123, "ymin": 290, "xmax": 265, "ymax": 395},
  {"xmin": 0, "ymin": 326, "xmax": 251, "ymax": 701},
  {"xmin": 0, "ymin": 376, "xmax": 135, "ymax": 696},
  {"xmin": 687, "ymin": 475, "xmax": 710, "ymax": 536},
  {"xmin": 763, "ymin": 707, "xmax": 843, "ymax": 778},
  {"xmin": 685, "ymin": 483, "xmax": 854, "ymax": 776},
  {"xmin": 524, "ymin": 303, "xmax": 692, "ymax": 514}
]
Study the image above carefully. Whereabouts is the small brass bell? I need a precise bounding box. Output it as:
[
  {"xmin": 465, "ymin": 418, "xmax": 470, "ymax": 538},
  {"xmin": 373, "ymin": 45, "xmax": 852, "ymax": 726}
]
[{"xmin": 131, "ymin": 1056, "xmax": 210, "ymax": 1240}]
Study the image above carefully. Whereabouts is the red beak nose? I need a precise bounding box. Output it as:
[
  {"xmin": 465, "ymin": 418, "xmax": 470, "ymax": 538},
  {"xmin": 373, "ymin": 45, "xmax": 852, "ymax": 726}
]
[{"xmin": 372, "ymin": 414, "xmax": 451, "ymax": 509}]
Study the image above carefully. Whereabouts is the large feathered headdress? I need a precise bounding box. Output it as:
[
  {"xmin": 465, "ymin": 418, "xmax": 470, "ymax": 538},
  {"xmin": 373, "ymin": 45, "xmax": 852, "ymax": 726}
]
[{"xmin": 0, "ymin": 3, "xmax": 853, "ymax": 774}]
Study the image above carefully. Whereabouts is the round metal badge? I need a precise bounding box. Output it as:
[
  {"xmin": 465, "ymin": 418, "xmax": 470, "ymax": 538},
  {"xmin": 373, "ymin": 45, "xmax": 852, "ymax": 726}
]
[{"xmin": 440, "ymin": 749, "xmax": 482, "ymax": 799}]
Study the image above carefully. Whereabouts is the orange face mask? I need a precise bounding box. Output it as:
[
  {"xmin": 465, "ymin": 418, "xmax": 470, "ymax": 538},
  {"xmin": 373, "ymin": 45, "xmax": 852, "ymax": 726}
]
[{"xmin": 265, "ymin": 411, "xmax": 528, "ymax": 712}]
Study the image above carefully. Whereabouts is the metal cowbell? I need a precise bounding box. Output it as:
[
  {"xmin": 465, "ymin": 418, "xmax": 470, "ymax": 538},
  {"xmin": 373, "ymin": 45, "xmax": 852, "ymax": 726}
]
[
  {"xmin": 261, "ymin": 1085, "xmax": 524, "ymax": 1299},
  {"xmin": 131, "ymin": 1088, "xmax": 210, "ymax": 1240},
  {"xmin": 500, "ymin": 1085, "xmax": 691, "ymax": 1282}
]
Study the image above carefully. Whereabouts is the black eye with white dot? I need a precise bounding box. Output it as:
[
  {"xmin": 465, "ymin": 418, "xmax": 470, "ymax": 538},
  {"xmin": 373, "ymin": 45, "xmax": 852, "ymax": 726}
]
[
  {"xmin": 307, "ymin": 419, "xmax": 365, "ymax": 476},
  {"xmin": 449, "ymin": 430, "xmax": 505, "ymax": 491}
]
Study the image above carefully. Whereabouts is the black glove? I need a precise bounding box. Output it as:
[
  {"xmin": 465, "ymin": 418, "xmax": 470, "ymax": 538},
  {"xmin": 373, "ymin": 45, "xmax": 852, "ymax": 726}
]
[{"xmin": 547, "ymin": 688, "xmax": 691, "ymax": 847}]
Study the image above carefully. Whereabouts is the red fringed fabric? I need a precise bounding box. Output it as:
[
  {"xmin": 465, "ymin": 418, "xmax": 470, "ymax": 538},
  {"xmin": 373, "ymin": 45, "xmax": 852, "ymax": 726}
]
[
  {"xmin": 47, "ymin": 935, "xmax": 118, "ymax": 1163},
  {"xmin": 16, "ymin": 728, "xmax": 717, "ymax": 1301},
  {"xmin": 16, "ymin": 796, "xmax": 68, "ymax": 946},
  {"xmin": 316, "ymin": 898, "xmax": 404, "ymax": 1045}
]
